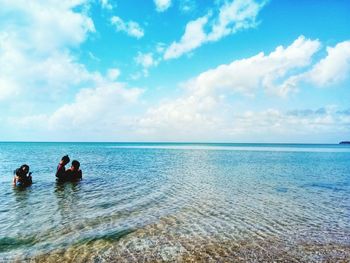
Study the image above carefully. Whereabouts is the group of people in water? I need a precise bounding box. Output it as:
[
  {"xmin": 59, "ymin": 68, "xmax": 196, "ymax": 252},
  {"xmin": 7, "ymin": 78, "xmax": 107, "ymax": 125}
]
[{"xmin": 13, "ymin": 155, "xmax": 82, "ymax": 187}]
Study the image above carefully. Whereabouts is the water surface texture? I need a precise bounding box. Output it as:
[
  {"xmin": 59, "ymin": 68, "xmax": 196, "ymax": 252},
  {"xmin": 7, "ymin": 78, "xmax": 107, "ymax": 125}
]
[{"xmin": 0, "ymin": 142, "xmax": 349, "ymax": 262}]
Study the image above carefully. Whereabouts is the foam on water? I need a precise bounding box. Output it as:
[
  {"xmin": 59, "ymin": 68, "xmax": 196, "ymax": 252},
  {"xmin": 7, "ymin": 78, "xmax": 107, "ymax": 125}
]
[{"xmin": 0, "ymin": 142, "xmax": 349, "ymax": 261}]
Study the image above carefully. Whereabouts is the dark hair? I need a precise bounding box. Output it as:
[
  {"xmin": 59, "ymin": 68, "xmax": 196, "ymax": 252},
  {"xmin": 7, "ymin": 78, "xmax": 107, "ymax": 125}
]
[
  {"xmin": 61, "ymin": 155, "xmax": 70, "ymax": 163},
  {"xmin": 14, "ymin": 164, "xmax": 29, "ymax": 177},
  {"xmin": 20, "ymin": 164, "xmax": 29, "ymax": 171},
  {"xmin": 72, "ymin": 160, "xmax": 80, "ymax": 169}
]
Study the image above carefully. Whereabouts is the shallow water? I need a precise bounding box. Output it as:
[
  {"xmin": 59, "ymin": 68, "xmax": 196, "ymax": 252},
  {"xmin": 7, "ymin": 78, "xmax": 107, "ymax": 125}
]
[{"xmin": 0, "ymin": 142, "xmax": 349, "ymax": 262}]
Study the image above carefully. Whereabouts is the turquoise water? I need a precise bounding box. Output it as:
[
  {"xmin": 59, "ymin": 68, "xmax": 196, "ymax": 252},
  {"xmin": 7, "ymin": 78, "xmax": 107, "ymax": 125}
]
[{"xmin": 0, "ymin": 142, "xmax": 349, "ymax": 262}]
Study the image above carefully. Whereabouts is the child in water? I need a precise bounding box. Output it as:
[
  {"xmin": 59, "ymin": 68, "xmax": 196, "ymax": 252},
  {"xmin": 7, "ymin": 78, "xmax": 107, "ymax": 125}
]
[
  {"xmin": 55, "ymin": 155, "xmax": 70, "ymax": 181},
  {"xmin": 65, "ymin": 160, "xmax": 82, "ymax": 181},
  {"xmin": 13, "ymin": 164, "xmax": 32, "ymax": 186}
]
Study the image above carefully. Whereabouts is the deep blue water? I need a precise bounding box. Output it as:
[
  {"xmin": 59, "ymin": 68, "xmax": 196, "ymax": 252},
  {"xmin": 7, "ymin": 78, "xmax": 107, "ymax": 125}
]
[{"xmin": 0, "ymin": 142, "xmax": 349, "ymax": 261}]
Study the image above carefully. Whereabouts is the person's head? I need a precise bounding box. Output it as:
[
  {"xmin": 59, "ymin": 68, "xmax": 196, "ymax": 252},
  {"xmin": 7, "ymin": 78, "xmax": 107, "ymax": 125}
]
[
  {"xmin": 71, "ymin": 160, "xmax": 80, "ymax": 171},
  {"xmin": 61, "ymin": 155, "xmax": 70, "ymax": 165},
  {"xmin": 20, "ymin": 164, "xmax": 29, "ymax": 174}
]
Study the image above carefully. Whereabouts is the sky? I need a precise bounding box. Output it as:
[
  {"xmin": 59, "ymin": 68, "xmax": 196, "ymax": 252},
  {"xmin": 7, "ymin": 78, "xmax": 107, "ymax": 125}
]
[{"xmin": 0, "ymin": 0, "xmax": 349, "ymax": 143}]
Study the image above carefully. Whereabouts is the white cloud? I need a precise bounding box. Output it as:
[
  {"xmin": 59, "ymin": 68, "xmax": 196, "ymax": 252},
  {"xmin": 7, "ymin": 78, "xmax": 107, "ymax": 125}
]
[
  {"xmin": 179, "ymin": 0, "xmax": 196, "ymax": 13},
  {"xmin": 154, "ymin": 0, "xmax": 172, "ymax": 12},
  {"xmin": 0, "ymin": 0, "xmax": 94, "ymax": 53},
  {"xmin": 164, "ymin": 16, "xmax": 209, "ymax": 60},
  {"xmin": 8, "ymin": 114, "xmax": 49, "ymax": 130},
  {"xmin": 0, "ymin": 0, "xmax": 144, "ymax": 141},
  {"xmin": 47, "ymin": 82, "xmax": 142, "ymax": 130},
  {"xmin": 136, "ymin": 102, "xmax": 350, "ymax": 142},
  {"xmin": 107, "ymin": 68, "xmax": 121, "ymax": 81},
  {"xmin": 156, "ymin": 42, "xmax": 166, "ymax": 53},
  {"xmin": 222, "ymin": 107, "xmax": 350, "ymax": 142},
  {"xmin": 0, "ymin": 78, "xmax": 18, "ymax": 100},
  {"xmin": 0, "ymin": 0, "xmax": 95, "ymax": 100},
  {"xmin": 100, "ymin": 0, "xmax": 113, "ymax": 10},
  {"xmin": 134, "ymin": 52, "xmax": 159, "ymax": 77},
  {"xmin": 135, "ymin": 98, "xmax": 350, "ymax": 141},
  {"xmin": 163, "ymin": 0, "xmax": 266, "ymax": 60},
  {"xmin": 303, "ymin": 40, "xmax": 350, "ymax": 87},
  {"xmin": 185, "ymin": 36, "xmax": 320, "ymax": 97},
  {"xmin": 207, "ymin": 0, "xmax": 264, "ymax": 41},
  {"xmin": 135, "ymin": 52, "xmax": 158, "ymax": 68},
  {"xmin": 110, "ymin": 16, "xmax": 144, "ymax": 39},
  {"xmin": 271, "ymin": 40, "xmax": 350, "ymax": 93},
  {"xmin": 0, "ymin": 33, "xmax": 97, "ymax": 100},
  {"xmin": 138, "ymin": 95, "xmax": 221, "ymax": 137},
  {"xmin": 8, "ymin": 80, "xmax": 143, "ymax": 140},
  {"xmin": 0, "ymin": 0, "xmax": 151, "ymax": 139}
]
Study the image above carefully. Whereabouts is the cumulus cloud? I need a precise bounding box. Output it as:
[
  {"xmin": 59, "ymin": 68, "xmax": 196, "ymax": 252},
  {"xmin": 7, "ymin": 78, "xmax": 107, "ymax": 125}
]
[
  {"xmin": 0, "ymin": 0, "xmax": 95, "ymax": 100},
  {"xmin": 0, "ymin": 33, "xmax": 97, "ymax": 100},
  {"xmin": 135, "ymin": 52, "xmax": 158, "ymax": 68},
  {"xmin": 164, "ymin": 0, "xmax": 266, "ymax": 60},
  {"xmin": 100, "ymin": 0, "xmax": 113, "ymax": 10},
  {"xmin": 0, "ymin": 0, "xmax": 144, "ymax": 141},
  {"xmin": 0, "ymin": 0, "xmax": 94, "ymax": 53},
  {"xmin": 134, "ymin": 52, "xmax": 159, "ymax": 77},
  {"xmin": 164, "ymin": 16, "xmax": 209, "ymax": 60},
  {"xmin": 107, "ymin": 68, "xmax": 121, "ymax": 81},
  {"xmin": 138, "ymin": 95, "xmax": 222, "ymax": 139},
  {"xmin": 110, "ymin": 16, "xmax": 144, "ymax": 39},
  {"xmin": 271, "ymin": 40, "xmax": 350, "ymax": 92},
  {"xmin": 303, "ymin": 40, "xmax": 350, "ymax": 87},
  {"xmin": 207, "ymin": 0, "xmax": 264, "ymax": 41},
  {"xmin": 154, "ymin": 0, "xmax": 172, "ymax": 12},
  {"xmin": 134, "ymin": 37, "xmax": 350, "ymax": 141},
  {"xmin": 9, "ymin": 81, "xmax": 143, "ymax": 140},
  {"xmin": 185, "ymin": 36, "xmax": 320, "ymax": 97},
  {"xmin": 47, "ymin": 82, "xmax": 142, "ymax": 130}
]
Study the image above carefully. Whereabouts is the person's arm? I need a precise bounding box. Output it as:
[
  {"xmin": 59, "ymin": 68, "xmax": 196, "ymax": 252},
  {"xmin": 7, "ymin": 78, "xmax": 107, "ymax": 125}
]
[
  {"xmin": 56, "ymin": 165, "xmax": 65, "ymax": 178},
  {"xmin": 79, "ymin": 170, "xmax": 82, "ymax": 179},
  {"xmin": 28, "ymin": 172, "xmax": 32, "ymax": 184},
  {"xmin": 13, "ymin": 176, "xmax": 17, "ymax": 186},
  {"xmin": 55, "ymin": 165, "xmax": 60, "ymax": 177}
]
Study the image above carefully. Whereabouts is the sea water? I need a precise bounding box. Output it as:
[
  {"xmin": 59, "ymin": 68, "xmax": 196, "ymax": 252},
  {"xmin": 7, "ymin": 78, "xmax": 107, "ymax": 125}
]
[{"xmin": 0, "ymin": 142, "xmax": 349, "ymax": 262}]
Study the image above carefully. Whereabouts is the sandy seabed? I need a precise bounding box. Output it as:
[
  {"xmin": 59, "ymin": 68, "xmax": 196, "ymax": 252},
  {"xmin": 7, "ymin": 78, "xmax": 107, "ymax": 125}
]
[{"xmin": 15, "ymin": 216, "xmax": 350, "ymax": 263}]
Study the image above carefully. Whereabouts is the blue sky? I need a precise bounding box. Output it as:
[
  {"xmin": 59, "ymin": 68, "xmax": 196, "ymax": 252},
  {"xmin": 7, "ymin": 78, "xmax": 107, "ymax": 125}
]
[{"xmin": 0, "ymin": 0, "xmax": 349, "ymax": 142}]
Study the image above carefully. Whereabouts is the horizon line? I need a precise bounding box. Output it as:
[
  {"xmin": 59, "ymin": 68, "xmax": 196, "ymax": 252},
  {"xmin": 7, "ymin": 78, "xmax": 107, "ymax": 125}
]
[{"xmin": 0, "ymin": 141, "xmax": 345, "ymax": 145}]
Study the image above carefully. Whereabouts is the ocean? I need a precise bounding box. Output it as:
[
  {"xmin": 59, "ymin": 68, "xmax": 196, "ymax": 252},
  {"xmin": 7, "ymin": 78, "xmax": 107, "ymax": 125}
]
[{"xmin": 0, "ymin": 142, "xmax": 349, "ymax": 262}]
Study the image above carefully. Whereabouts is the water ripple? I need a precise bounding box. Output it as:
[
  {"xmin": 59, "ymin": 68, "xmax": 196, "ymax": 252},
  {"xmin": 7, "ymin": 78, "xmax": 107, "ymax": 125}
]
[{"xmin": 0, "ymin": 143, "xmax": 349, "ymax": 261}]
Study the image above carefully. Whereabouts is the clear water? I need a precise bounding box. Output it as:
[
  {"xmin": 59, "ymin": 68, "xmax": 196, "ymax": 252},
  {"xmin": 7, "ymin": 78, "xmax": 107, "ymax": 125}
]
[{"xmin": 0, "ymin": 142, "xmax": 349, "ymax": 262}]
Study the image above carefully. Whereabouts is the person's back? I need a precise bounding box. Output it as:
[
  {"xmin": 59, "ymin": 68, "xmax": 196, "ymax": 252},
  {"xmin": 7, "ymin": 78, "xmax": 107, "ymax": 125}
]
[
  {"xmin": 65, "ymin": 160, "xmax": 82, "ymax": 181},
  {"xmin": 13, "ymin": 164, "xmax": 32, "ymax": 187},
  {"xmin": 56, "ymin": 155, "xmax": 70, "ymax": 181}
]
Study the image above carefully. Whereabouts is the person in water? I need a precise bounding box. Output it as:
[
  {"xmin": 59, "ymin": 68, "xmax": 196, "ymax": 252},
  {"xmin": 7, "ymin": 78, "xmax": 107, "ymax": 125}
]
[
  {"xmin": 65, "ymin": 160, "xmax": 82, "ymax": 181},
  {"xmin": 13, "ymin": 164, "xmax": 32, "ymax": 186},
  {"xmin": 55, "ymin": 155, "xmax": 70, "ymax": 181}
]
